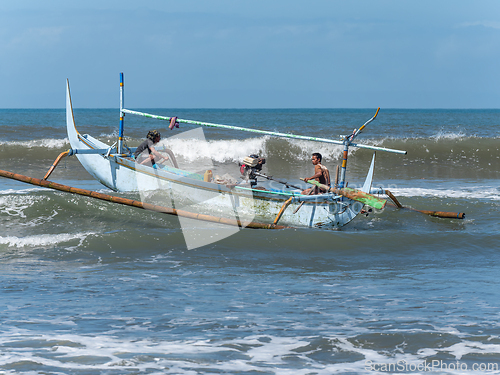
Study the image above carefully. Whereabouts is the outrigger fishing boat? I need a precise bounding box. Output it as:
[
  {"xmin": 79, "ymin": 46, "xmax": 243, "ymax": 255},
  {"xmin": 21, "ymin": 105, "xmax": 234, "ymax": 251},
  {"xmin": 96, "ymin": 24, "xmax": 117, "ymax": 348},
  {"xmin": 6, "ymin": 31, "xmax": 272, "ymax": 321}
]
[
  {"xmin": 0, "ymin": 73, "xmax": 465, "ymax": 230},
  {"xmin": 58, "ymin": 74, "xmax": 415, "ymax": 228}
]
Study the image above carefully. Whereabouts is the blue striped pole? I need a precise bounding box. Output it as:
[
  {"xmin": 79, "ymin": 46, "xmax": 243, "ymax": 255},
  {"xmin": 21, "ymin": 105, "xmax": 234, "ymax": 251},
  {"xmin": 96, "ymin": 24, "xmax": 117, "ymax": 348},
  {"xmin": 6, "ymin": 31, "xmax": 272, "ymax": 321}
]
[
  {"xmin": 338, "ymin": 143, "xmax": 349, "ymax": 188},
  {"xmin": 118, "ymin": 73, "xmax": 125, "ymax": 154}
]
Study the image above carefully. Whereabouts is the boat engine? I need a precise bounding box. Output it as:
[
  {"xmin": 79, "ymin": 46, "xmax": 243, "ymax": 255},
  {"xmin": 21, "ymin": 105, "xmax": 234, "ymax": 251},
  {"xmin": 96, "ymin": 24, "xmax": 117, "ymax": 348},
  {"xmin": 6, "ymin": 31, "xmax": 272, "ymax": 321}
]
[{"xmin": 240, "ymin": 154, "xmax": 266, "ymax": 187}]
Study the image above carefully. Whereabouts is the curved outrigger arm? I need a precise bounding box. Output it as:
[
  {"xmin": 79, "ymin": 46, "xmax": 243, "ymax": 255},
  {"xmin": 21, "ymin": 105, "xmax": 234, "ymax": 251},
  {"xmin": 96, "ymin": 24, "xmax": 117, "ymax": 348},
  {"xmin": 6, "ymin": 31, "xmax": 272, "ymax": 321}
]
[
  {"xmin": 42, "ymin": 146, "xmax": 138, "ymax": 181},
  {"xmin": 344, "ymin": 107, "xmax": 380, "ymax": 143}
]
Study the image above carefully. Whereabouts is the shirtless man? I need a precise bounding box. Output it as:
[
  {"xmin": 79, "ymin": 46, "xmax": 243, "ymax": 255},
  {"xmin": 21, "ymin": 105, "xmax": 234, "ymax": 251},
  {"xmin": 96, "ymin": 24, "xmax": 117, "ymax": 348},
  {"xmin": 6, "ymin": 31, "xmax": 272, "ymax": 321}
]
[
  {"xmin": 134, "ymin": 130, "xmax": 179, "ymax": 169},
  {"xmin": 302, "ymin": 153, "xmax": 330, "ymax": 195},
  {"xmin": 134, "ymin": 130, "xmax": 167, "ymax": 166}
]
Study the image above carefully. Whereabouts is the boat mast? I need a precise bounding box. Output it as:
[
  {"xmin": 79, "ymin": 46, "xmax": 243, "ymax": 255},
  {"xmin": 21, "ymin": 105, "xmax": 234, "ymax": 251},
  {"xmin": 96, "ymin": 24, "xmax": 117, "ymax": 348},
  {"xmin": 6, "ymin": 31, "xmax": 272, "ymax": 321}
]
[
  {"xmin": 118, "ymin": 72, "xmax": 125, "ymax": 154},
  {"xmin": 339, "ymin": 143, "xmax": 349, "ymax": 189}
]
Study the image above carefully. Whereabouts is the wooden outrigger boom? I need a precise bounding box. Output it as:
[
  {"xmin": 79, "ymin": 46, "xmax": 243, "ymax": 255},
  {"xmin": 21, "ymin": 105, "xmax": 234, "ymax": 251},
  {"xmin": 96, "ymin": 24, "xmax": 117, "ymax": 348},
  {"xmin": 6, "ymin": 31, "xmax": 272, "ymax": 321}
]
[{"xmin": 0, "ymin": 169, "xmax": 288, "ymax": 230}]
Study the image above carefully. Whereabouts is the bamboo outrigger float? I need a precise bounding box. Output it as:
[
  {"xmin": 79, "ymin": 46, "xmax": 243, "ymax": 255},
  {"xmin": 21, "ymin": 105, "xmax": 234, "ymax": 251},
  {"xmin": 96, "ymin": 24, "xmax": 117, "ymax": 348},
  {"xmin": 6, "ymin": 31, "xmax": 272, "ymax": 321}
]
[{"xmin": 1, "ymin": 73, "xmax": 465, "ymax": 230}]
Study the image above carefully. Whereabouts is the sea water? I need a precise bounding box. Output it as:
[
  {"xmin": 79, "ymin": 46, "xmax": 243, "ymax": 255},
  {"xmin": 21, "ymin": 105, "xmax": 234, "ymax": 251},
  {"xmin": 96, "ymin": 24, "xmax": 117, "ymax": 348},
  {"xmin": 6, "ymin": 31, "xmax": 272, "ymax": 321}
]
[{"xmin": 0, "ymin": 108, "xmax": 499, "ymax": 374}]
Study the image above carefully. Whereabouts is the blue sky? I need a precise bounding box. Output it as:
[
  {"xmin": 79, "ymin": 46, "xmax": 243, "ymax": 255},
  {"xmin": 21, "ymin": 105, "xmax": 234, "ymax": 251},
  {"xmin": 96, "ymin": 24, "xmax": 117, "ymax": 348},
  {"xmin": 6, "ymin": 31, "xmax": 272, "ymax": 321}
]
[{"xmin": 1, "ymin": 0, "xmax": 499, "ymax": 108}]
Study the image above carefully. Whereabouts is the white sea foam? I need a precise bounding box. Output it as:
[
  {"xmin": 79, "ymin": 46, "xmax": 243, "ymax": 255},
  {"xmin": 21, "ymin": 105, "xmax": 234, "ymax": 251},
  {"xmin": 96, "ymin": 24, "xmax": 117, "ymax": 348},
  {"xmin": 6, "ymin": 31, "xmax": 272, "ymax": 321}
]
[
  {"xmin": 0, "ymin": 138, "xmax": 69, "ymax": 148},
  {"xmin": 1, "ymin": 330, "xmax": 498, "ymax": 374},
  {"xmin": 0, "ymin": 187, "xmax": 48, "ymax": 195},
  {"xmin": 0, "ymin": 194, "xmax": 46, "ymax": 218},
  {"xmin": 389, "ymin": 186, "xmax": 500, "ymax": 201},
  {"xmin": 99, "ymin": 129, "xmax": 119, "ymax": 138},
  {"xmin": 0, "ymin": 232, "xmax": 94, "ymax": 248},
  {"xmin": 433, "ymin": 130, "xmax": 468, "ymax": 140}
]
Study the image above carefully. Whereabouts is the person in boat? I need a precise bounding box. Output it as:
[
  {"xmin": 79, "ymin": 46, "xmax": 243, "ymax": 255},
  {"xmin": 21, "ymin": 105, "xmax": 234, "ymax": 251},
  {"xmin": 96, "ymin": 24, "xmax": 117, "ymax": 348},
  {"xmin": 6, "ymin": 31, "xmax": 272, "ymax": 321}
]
[
  {"xmin": 301, "ymin": 152, "xmax": 331, "ymax": 195},
  {"xmin": 134, "ymin": 130, "xmax": 176, "ymax": 167}
]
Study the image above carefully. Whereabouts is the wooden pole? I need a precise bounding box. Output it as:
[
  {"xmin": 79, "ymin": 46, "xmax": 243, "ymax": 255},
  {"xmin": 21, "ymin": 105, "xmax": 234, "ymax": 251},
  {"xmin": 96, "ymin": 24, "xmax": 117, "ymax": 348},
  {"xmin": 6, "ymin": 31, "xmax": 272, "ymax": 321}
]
[
  {"xmin": 43, "ymin": 150, "xmax": 70, "ymax": 180},
  {"xmin": 334, "ymin": 165, "xmax": 339, "ymax": 189},
  {"xmin": 273, "ymin": 197, "xmax": 293, "ymax": 225},
  {"xmin": 384, "ymin": 190, "xmax": 465, "ymax": 219},
  {"xmin": 292, "ymin": 187, "xmax": 315, "ymax": 214},
  {"xmin": 0, "ymin": 169, "xmax": 288, "ymax": 230},
  {"xmin": 385, "ymin": 189, "xmax": 403, "ymax": 208}
]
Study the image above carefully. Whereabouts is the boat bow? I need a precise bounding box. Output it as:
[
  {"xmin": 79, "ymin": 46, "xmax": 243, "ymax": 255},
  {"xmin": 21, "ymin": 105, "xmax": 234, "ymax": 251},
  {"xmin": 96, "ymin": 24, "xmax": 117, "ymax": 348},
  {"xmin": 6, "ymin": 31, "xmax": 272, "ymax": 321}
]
[{"xmin": 66, "ymin": 79, "xmax": 80, "ymax": 148}]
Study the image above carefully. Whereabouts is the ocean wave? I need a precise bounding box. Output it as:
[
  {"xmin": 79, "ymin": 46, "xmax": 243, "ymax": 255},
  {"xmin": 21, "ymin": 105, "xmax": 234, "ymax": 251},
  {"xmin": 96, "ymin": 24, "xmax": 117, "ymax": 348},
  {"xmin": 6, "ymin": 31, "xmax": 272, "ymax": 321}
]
[
  {"xmin": 157, "ymin": 135, "xmax": 365, "ymax": 163},
  {"xmin": 160, "ymin": 136, "xmax": 269, "ymax": 163},
  {"xmin": 153, "ymin": 134, "xmax": 498, "ymax": 165},
  {"xmin": 0, "ymin": 134, "xmax": 497, "ymax": 181}
]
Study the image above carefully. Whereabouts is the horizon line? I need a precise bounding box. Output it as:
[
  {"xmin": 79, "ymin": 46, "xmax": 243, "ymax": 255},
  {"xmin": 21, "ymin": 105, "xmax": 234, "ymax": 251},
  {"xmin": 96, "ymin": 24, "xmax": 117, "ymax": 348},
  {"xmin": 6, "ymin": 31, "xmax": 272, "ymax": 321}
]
[{"xmin": 1, "ymin": 107, "xmax": 499, "ymax": 111}]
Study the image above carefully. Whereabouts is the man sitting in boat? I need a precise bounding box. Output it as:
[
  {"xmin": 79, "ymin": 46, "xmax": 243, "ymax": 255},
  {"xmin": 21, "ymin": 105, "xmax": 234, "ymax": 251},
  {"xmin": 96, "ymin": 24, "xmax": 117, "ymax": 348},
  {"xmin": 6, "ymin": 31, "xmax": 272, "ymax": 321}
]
[
  {"xmin": 301, "ymin": 152, "xmax": 331, "ymax": 195},
  {"xmin": 134, "ymin": 130, "xmax": 176, "ymax": 168}
]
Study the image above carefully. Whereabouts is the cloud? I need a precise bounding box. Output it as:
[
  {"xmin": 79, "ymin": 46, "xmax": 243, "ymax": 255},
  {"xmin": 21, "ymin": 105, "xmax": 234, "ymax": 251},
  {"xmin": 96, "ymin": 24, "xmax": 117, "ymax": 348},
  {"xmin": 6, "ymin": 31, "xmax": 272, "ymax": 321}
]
[
  {"xmin": 7, "ymin": 26, "xmax": 64, "ymax": 49},
  {"xmin": 458, "ymin": 21, "xmax": 500, "ymax": 30}
]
